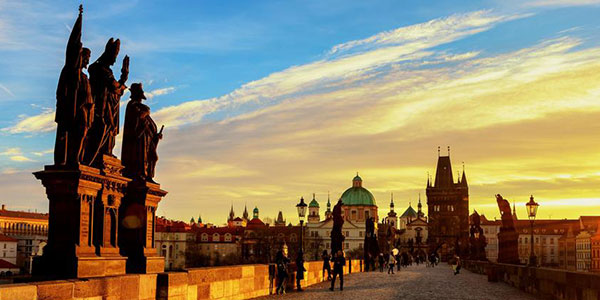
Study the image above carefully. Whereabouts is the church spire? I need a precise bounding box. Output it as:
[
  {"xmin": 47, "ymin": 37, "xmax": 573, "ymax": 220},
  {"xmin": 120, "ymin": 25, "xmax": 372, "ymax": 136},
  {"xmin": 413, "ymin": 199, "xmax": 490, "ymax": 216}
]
[
  {"xmin": 243, "ymin": 204, "xmax": 249, "ymax": 220},
  {"xmin": 461, "ymin": 162, "xmax": 468, "ymax": 187},
  {"xmin": 418, "ymin": 193, "xmax": 424, "ymax": 218},
  {"xmin": 228, "ymin": 204, "xmax": 235, "ymax": 221},
  {"xmin": 390, "ymin": 192, "xmax": 395, "ymax": 212}
]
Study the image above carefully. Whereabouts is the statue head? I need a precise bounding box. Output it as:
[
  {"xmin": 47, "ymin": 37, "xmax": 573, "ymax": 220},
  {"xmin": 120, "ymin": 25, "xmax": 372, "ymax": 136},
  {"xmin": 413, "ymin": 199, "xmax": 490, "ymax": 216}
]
[
  {"xmin": 81, "ymin": 48, "xmax": 91, "ymax": 69},
  {"xmin": 101, "ymin": 38, "xmax": 120, "ymax": 66},
  {"xmin": 130, "ymin": 83, "xmax": 147, "ymax": 101}
]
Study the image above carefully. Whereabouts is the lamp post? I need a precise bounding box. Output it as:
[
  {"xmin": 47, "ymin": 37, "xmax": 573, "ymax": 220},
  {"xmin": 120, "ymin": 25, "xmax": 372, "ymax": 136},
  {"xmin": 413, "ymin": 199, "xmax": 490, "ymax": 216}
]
[
  {"xmin": 526, "ymin": 195, "xmax": 539, "ymax": 267},
  {"xmin": 296, "ymin": 197, "xmax": 307, "ymax": 253}
]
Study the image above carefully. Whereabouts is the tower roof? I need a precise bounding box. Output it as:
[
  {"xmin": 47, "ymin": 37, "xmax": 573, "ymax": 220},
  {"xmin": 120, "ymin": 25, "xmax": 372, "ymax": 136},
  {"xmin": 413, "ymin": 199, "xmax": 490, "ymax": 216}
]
[
  {"xmin": 341, "ymin": 174, "xmax": 376, "ymax": 206},
  {"xmin": 309, "ymin": 193, "xmax": 319, "ymax": 208},
  {"xmin": 400, "ymin": 204, "xmax": 418, "ymax": 219},
  {"xmin": 434, "ymin": 156, "xmax": 454, "ymax": 188}
]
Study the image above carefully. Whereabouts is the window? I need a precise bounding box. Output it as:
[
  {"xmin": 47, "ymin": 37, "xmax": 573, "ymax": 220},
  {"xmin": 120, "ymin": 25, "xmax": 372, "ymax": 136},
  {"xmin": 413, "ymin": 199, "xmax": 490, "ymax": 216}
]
[
  {"xmin": 225, "ymin": 233, "xmax": 232, "ymax": 242},
  {"xmin": 359, "ymin": 231, "xmax": 363, "ymax": 237},
  {"xmin": 201, "ymin": 233, "xmax": 208, "ymax": 242},
  {"xmin": 212, "ymin": 233, "xmax": 220, "ymax": 241},
  {"xmin": 351, "ymin": 210, "xmax": 357, "ymax": 220}
]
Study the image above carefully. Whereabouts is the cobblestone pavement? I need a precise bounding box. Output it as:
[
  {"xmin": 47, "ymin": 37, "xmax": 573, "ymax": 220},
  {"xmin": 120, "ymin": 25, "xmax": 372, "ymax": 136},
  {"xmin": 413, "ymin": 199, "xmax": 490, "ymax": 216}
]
[{"xmin": 254, "ymin": 264, "xmax": 538, "ymax": 300}]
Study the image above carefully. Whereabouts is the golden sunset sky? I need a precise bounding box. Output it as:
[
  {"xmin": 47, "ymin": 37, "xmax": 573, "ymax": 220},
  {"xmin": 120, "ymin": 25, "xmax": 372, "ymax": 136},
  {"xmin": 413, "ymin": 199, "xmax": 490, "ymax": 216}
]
[{"xmin": 1, "ymin": 1, "xmax": 600, "ymax": 224}]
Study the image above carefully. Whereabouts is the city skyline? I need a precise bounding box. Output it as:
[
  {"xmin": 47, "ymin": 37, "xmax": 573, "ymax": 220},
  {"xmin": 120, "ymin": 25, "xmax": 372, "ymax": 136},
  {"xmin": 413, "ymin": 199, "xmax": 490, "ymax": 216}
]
[{"xmin": 2, "ymin": 1, "xmax": 600, "ymax": 223}]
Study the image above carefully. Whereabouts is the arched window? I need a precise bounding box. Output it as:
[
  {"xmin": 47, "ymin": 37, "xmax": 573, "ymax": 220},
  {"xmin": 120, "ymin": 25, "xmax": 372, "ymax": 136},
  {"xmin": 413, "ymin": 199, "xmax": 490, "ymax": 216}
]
[
  {"xmin": 224, "ymin": 233, "xmax": 232, "ymax": 242},
  {"xmin": 290, "ymin": 234, "xmax": 297, "ymax": 242},
  {"xmin": 201, "ymin": 233, "xmax": 208, "ymax": 242},
  {"xmin": 212, "ymin": 233, "xmax": 220, "ymax": 241}
]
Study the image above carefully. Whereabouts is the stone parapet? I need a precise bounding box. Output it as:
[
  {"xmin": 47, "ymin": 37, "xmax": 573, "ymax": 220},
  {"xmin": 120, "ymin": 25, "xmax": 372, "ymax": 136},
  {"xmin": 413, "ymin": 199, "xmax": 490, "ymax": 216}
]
[
  {"xmin": 0, "ymin": 260, "xmax": 363, "ymax": 299},
  {"xmin": 464, "ymin": 260, "xmax": 600, "ymax": 300}
]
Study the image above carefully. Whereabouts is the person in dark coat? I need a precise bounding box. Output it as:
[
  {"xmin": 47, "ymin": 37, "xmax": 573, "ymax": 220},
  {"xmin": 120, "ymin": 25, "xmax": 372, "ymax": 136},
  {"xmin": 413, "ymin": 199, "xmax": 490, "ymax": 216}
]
[
  {"xmin": 275, "ymin": 250, "xmax": 290, "ymax": 294},
  {"xmin": 295, "ymin": 250, "xmax": 306, "ymax": 291},
  {"xmin": 322, "ymin": 250, "xmax": 332, "ymax": 280},
  {"xmin": 329, "ymin": 250, "xmax": 345, "ymax": 291},
  {"xmin": 378, "ymin": 253, "xmax": 385, "ymax": 272}
]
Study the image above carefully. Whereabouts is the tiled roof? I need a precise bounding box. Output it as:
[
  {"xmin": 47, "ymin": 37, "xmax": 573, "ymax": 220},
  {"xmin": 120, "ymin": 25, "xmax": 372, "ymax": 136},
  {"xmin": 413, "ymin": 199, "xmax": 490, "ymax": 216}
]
[
  {"xmin": 0, "ymin": 208, "xmax": 48, "ymax": 220},
  {"xmin": 0, "ymin": 234, "xmax": 17, "ymax": 242},
  {"xmin": 0, "ymin": 259, "xmax": 18, "ymax": 269}
]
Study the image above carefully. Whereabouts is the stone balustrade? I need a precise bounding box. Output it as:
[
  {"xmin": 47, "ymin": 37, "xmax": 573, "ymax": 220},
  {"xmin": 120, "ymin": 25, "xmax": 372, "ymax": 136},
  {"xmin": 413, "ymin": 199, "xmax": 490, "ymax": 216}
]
[
  {"xmin": 0, "ymin": 259, "xmax": 363, "ymax": 300},
  {"xmin": 463, "ymin": 260, "xmax": 600, "ymax": 300}
]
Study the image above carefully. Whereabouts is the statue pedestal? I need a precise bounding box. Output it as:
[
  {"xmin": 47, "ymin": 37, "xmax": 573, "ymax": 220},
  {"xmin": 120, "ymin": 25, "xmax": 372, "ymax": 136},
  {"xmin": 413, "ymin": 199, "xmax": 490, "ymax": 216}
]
[
  {"xmin": 498, "ymin": 229, "xmax": 520, "ymax": 264},
  {"xmin": 32, "ymin": 155, "xmax": 129, "ymax": 279},
  {"xmin": 119, "ymin": 179, "xmax": 166, "ymax": 274}
]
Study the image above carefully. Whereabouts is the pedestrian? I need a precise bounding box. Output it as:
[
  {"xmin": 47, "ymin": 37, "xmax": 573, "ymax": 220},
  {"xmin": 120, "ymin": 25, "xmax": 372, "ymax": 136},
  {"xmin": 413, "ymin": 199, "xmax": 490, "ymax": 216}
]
[
  {"xmin": 295, "ymin": 250, "xmax": 305, "ymax": 291},
  {"xmin": 396, "ymin": 253, "xmax": 401, "ymax": 271},
  {"xmin": 387, "ymin": 251, "xmax": 396, "ymax": 274},
  {"xmin": 268, "ymin": 263, "xmax": 276, "ymax": 294},
  {"xmin": 377, "ymin": 253, "xmax": 384, "ymax": 272},
  {"xmin": 454, "ymin": 255, "xmax": 462, "ymax": 275},
  {"xmin": 329, "ymin": 250, "xmax": 345, "ymax": 291},
  {"xmin": 275, "ymin": 250, "xmax": 290, "ymax": 294},
  {"xmin": 322, "ymin": 250, "xmax": 332, "ymax": 280}
]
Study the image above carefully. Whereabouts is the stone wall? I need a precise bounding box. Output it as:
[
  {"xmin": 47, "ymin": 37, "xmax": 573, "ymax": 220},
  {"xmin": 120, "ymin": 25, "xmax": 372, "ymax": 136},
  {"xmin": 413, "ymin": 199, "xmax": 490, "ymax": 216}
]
[
  {"xmin": 464, "ymin": 260, "xmax": 600, "ymax": 300},
  {"xmin": 0, "ymin": 259, "xmax": 362, "ymax": 300}
]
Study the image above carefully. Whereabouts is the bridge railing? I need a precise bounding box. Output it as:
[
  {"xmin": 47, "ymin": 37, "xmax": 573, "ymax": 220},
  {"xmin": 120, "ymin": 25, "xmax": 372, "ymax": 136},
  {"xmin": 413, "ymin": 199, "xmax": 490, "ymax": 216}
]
[
  {"xmin": 464, "ymin": 260, "xmax": 600, "ymax": 300},
  {"xmin": 0, "ymin": 259, "xmax": 363, "ymax": 300}
]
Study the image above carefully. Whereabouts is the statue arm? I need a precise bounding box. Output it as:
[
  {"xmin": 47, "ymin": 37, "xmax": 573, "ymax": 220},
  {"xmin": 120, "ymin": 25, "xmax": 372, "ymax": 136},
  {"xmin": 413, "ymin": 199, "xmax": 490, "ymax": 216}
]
[{"xmin": 64, "ymin": 13, "xmax": 83, "ymax": 70}]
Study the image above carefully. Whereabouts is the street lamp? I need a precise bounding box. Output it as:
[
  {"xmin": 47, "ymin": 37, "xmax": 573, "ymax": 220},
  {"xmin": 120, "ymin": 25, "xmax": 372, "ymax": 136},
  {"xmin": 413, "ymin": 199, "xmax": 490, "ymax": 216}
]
[
  {"xmin": 296, "ymin": 197, "xmax": 307, "ymax": 252},
  {"xmin": 526, "ymin": 195, "xmax": 539, "ymax": 267}
]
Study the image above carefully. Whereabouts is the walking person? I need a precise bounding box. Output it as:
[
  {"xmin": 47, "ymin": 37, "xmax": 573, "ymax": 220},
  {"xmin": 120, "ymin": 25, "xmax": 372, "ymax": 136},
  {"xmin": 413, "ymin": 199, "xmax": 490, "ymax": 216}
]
[
  {"xmin": 453, "ymin": 255, "xmax": 462, "ymax": 275},
  {"xmin": 295, "ymin": 250, "xmax": 305, "ymax": 291},
  {"xmin": 275, "ymin": 250, "xmax": 290, "ymax": 294},
  {"xmin": 387, "ymin": 251, "xmax": 396, "ymax": 274},
  {"xmin": 378, "ymin": 253, "xmax": 384, "ymax": 272},
  {"xmin": 322, "ymin": 250, "xmax": 332, "ymax": 280},
  {"xmin": 329, "ymin": 250, "xmax": 345, "ymax": 291}
]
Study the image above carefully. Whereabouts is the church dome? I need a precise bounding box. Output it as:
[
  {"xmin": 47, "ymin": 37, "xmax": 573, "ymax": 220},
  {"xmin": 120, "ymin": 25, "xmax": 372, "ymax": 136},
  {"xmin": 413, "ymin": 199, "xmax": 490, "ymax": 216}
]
[{"xmin": 340, "ymin": 174, "xmax": 376, "ymax": 206}]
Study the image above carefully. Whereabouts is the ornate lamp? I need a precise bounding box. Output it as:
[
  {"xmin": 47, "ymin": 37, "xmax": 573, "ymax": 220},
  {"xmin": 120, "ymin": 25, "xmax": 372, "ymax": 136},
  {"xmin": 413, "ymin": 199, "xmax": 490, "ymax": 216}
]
[
  {"xmin": 296, "ymin": 197, "xmax": 308, "ymax": 252},
  {"xmin": 526, "ymin": 195, "xmax": 539, "ymax": 267}
]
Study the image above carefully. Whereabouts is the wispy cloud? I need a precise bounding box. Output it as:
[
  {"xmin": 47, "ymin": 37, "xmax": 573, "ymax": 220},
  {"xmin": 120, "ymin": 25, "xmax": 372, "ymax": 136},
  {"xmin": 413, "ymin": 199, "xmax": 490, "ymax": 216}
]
[
  {"xmin": 0, "ymin": 84, "xmax": 15, "ymax": 97},
  {"xmin": 146, "ymin": 86, "xmax": 176, "ymax": 98},
  {"xmin": 0, "ymin": 147, "xmax": 34, "ymax": 162},
  {"xmin": 2, "ymin": 109, "xmax": 55, "ymax": 134}
]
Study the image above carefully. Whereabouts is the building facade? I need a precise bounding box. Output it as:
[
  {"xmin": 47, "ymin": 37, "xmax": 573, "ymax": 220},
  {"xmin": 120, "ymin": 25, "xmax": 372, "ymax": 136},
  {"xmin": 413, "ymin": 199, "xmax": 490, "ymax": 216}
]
[{"xmin": 0, "ymin": 205, "xmax": 49, "ymax": 274}]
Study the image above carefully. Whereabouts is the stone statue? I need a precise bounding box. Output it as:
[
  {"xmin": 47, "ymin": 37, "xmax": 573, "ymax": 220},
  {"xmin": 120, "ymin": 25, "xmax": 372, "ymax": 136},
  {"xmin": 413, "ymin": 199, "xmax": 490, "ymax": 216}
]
[
  {"xmin": 54, "ymin": 6, "xmax": 94, "ymax": 166},
  {"xmin": 469, "ymin": 210, "xmax": 487, "ymax": 261},
  {"xmin": 495, "ymin": 194, "xmax": 519, "ymax": 264},
  {"xmin": 330, "ymin": 199, "xmax": 345, "ymax": 255},
  {"xmin": 84, "ymin": 38, "xmax": 129, "ymax": 166},
  {"xmin": 363, "ymin": 217, "xmax": 380, "ymax": 270},
  {"xmin": 121, "ymin": 83, "xmax": 163, "ymax": 182}
]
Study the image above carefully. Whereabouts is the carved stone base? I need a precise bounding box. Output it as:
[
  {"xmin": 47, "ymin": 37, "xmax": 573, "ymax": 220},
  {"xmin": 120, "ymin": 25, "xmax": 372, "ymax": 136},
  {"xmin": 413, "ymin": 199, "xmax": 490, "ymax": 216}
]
[
  {"xmin": 119, "ymin": 179, "xmax": 167, "ymax": 274},
  {"xmin": 33, "ymin": 160, "xmax": 129, "ymax": 279},
  {"xmin": 498, "ymin": 229, "xmax": 520, "ymax": 264}
]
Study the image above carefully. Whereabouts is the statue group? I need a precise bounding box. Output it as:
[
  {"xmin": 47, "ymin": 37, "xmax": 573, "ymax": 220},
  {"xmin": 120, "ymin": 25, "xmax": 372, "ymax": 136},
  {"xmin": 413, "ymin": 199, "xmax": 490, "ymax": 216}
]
[
  {"xmin": 33, "ymin": 6, "xmax": 167, "ymax": 279},
  {"xmin": 468, "ymin": 211, "xmax": 487, "ymax": 261},
  {"xmin": 54, "ymin": 6, "xmax": 161, "ymax": 181}
]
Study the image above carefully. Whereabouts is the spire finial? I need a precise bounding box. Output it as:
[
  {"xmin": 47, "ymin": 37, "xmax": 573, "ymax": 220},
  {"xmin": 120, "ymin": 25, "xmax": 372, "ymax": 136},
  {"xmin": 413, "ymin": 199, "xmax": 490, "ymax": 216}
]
[
  {"xmin": 79, "ymin": 4, "xmax": 83, "ymax": 15},
  {"xmin": 438, "ymin": 146, "xmax": 440, "ymax": 156},
  {"xmin": 312, "ymin": 193, "xmax": 316, "ymax": 200},
  {"xmin": 448, "ymin": 146, "xmax": 450, "ymax": 156},
  {"xmin": 391, "ymin": 192, "xmax": 394, "ymax": 202},
  {"xmin": 328, "ymin": 191, "xmax": 330, "ymax": 201}
]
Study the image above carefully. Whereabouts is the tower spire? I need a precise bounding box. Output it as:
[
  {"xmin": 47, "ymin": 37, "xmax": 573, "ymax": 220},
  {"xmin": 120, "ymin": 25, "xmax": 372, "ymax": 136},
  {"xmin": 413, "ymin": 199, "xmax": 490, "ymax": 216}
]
[
  {"xmin": 390, "ymin": 192, "xmax": 395, "ymax": 211},
  {"xmin": 438, "ymin": 146, "xmax": 440, "ymax": 157},
  {"xmin": 448, "ymin": 146, "xmax": 450, "ymax": 156}
]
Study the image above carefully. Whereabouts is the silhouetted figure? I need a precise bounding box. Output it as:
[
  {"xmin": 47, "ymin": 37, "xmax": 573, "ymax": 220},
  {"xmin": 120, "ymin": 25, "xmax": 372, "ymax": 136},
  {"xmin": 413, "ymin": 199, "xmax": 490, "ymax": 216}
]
[
  {"xmin": 85, "ymin": 38, "xmax": 129, "ymax": 166},
  {"xmin": 275, "ymin": 250, "xmax": 290, "ymax": 295},
  {"xmin": 54, "ymin": 6, "xmax": 94, "ymax": 166},
  {"xmin": 330, "ymin": 199, "xmax": 345, "ymax": 255},
  {"xmin": 378, "ymin": 253, "xmax": 384, "ymax": 272},
  {"xmin": 329, "ymin": 250, "xmax": 345, "ymax": 291},
  {"xmin": 496, "ymin": 194, "xmax": 520, "ymax": 264},
  {"xmin": 322, "ymin": 250, "xmax": 332, "ymax": 280},
  {"xmin": 295, "ymin": 250, "xmax": 305, "ymax": 291},
  {"xmin": 121, "ymin": 83, "xmax": 163, "ymax": 182}
]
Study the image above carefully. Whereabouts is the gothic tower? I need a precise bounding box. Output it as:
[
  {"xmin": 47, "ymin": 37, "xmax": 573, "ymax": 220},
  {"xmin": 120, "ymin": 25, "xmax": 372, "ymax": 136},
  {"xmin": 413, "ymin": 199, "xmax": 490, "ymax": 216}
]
[
  {"xmin": 387, "ymin": 193, "xmax": 398, "ymax": 229},
  {"xmin": 426, "ymin": 147, "xmax": 469, "ymax": 261}
]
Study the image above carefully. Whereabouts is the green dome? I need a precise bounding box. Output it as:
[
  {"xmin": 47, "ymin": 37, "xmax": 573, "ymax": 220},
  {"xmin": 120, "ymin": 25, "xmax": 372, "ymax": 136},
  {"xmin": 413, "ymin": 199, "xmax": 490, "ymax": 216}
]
[
  {"xmin": 340, "ymin": 187, "xmax": 376, "ymax": 206},
  {"xmin": 309, "ymin": 198, "xmax": 319, "ymax": 208}
]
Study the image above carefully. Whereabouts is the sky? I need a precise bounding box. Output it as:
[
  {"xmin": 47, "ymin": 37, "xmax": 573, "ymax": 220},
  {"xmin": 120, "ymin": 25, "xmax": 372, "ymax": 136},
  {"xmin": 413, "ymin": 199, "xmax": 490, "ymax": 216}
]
[{"xmin": 1, "ymin": 0, "xmax": 600, "ymax": 225}]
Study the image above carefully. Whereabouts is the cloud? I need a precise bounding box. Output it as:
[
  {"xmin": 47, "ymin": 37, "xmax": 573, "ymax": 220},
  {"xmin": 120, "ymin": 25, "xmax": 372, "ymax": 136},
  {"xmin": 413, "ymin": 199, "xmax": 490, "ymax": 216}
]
[
  {"xmin": 32, "ymin": 149, "xmax": 53, "ymax": 156},
  {"xmin": 9, "ymin": 155, "xmax": 33, "ymax": 162},
  {"xmin": 0, "ymin": 147, "xmax": 23, "ymax": 156},
  {"xmin": 151, "ymin": 10, "xmax": 525, "ymax": 130},
  {"xmin": 0, "ymin": 83, "xmax": 15, "ymax": 97},
  {"xmin": 2, "ymin": 109, "xmax": 55, "ymax": 134},
  {"xmin": 146, "ymin": 86, "xmax": 176, "ymax": 98}
]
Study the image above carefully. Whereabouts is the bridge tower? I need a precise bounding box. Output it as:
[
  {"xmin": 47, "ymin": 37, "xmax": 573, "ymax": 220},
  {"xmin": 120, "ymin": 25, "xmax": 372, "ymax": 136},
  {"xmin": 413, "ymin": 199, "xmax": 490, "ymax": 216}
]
[{"xmin": 426, "ymin": 147, "xmax": 469, "ymax": 261}]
